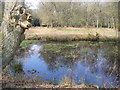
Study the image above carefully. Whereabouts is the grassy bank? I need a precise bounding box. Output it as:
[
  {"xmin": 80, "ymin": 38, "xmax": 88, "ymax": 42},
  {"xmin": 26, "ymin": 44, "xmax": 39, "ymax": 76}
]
[{"xmin": 25, "ymin": 27, "xmax": 119, "ymax": 42}]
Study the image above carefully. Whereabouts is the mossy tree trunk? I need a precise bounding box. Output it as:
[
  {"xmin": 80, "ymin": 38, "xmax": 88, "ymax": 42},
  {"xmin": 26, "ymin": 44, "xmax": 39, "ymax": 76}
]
[{"xmin": 0, "ymin": 0, "xmax": 29, "ymax": 69}]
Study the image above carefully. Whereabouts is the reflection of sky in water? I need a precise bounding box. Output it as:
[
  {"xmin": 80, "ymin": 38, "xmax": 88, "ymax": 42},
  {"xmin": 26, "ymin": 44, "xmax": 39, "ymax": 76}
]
[
  {"xmin": 17, "ymin": 43, "xmax": 119, "ymax": 88},
  {"xmin": 22, "ymin": 53, "xmax": 69, "ymax": 84},
  {"xmin": 74, "ymin": 58, "xmax": 115, "ymax": 87},
  {"xmin": 29, "ymin": 44, "xmax": 42, "ymax": 53}
]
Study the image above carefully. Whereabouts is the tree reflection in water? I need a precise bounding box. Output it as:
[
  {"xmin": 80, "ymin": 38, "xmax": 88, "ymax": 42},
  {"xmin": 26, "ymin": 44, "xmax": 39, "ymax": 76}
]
[
  {"xmin": 40, "ymin": 42, "xmax": 119, "ymax": 87},
  {"xmin": 14, "ymin": 41, "xmax": 119, "ymax": 88}
]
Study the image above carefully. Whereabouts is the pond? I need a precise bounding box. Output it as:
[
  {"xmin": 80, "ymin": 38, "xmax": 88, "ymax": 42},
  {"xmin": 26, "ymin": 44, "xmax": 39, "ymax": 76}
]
[{"xmin": 9, "ymin": 41, "xmax": 119, "ymax": 88}]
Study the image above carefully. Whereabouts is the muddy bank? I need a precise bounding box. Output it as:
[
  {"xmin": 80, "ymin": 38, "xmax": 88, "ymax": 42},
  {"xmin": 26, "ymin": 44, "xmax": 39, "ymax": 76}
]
[{"xmin": 2, "ymin": 75, "xmax": 98, "ymax": 88}]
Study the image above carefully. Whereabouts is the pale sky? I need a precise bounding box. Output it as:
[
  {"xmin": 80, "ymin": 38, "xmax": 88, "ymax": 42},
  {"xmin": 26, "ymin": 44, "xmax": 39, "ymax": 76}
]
[
  {"xmin": 25, "ymin": 0, "xmax": 119, "ymax": 9},
  {"xmin": 25, "ymin": 0, "xmax": 39, "ymax": 9}
]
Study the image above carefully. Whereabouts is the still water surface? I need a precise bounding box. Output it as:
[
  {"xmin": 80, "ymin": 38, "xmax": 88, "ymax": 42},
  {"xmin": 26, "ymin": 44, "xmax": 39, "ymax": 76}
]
[{"xmin": 12, "ymin": 41, "xmax": 119, "ymax": 88}]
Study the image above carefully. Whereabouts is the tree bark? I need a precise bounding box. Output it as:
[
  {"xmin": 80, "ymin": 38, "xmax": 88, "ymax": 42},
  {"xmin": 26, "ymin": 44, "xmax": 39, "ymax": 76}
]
[{"xmin": 1, "ymin": 0, "xmax": 31, "ymax": 69}]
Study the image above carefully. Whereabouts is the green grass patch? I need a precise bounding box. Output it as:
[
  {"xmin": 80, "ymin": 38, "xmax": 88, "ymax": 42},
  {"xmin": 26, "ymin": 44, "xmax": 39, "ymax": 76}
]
[
  {"xmin": 13, "ymin": 63, "xmax": 23, "ymax": 73},
  {"xmin": 20, "ymin": 40, "xmax": 38, "ymax": 49},
  {"xmin": 58, "ymin": 29, "xmax": 82, "ymax": 31},
  {"xmin": 89, "ymin": 43, "xmax": 100, "ymax": 47}
]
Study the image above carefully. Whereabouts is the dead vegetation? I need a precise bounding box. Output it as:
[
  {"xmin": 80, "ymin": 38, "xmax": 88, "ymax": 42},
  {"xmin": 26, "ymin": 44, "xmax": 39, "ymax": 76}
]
[
  {"xmin": 25, "ymin": 27, "xmax": 119, "ymax": 42},
  {"xmin": 2, "ymin": 75, "xmax": 98, "ymax": 88}
]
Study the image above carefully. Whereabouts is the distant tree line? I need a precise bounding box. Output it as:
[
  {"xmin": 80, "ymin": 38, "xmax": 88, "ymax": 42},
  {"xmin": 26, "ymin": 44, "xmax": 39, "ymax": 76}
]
[{"xmin": 31, "ymin": 2, "xmax": 118, "ymax": 29}]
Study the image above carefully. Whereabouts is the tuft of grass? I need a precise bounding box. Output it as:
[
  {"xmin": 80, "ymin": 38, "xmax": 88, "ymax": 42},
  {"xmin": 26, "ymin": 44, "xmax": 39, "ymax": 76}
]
[
  {"xmin": 13, "ymin": 63, "xmax": 23, "ymax": 73},
  {"xmin": 59, "ymin": 76, "xmax": 72, "ymax": 86}
]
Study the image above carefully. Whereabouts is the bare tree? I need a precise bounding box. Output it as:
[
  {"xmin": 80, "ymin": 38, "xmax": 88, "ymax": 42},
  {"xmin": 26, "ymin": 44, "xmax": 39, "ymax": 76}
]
[{"xmin": 35, "ymin": 2, "xmax": 118, "ymax": 29}]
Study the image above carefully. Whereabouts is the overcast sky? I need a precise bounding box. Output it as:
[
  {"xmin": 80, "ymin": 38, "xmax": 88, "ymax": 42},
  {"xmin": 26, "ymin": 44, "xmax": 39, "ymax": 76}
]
[
  {"xmin": 25, "ymin": 0, "xmax": 119, "ymax": 9},
  {"xmin": 25, "ymin": 0, "xmax": 39, "ymax": 9}
]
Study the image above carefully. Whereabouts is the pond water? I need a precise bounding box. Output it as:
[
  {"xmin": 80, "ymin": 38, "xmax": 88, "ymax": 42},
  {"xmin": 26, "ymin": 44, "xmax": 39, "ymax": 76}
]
[{"xmin": 10, "ymin": 41, "xmax": 119, "ymax": 88}]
